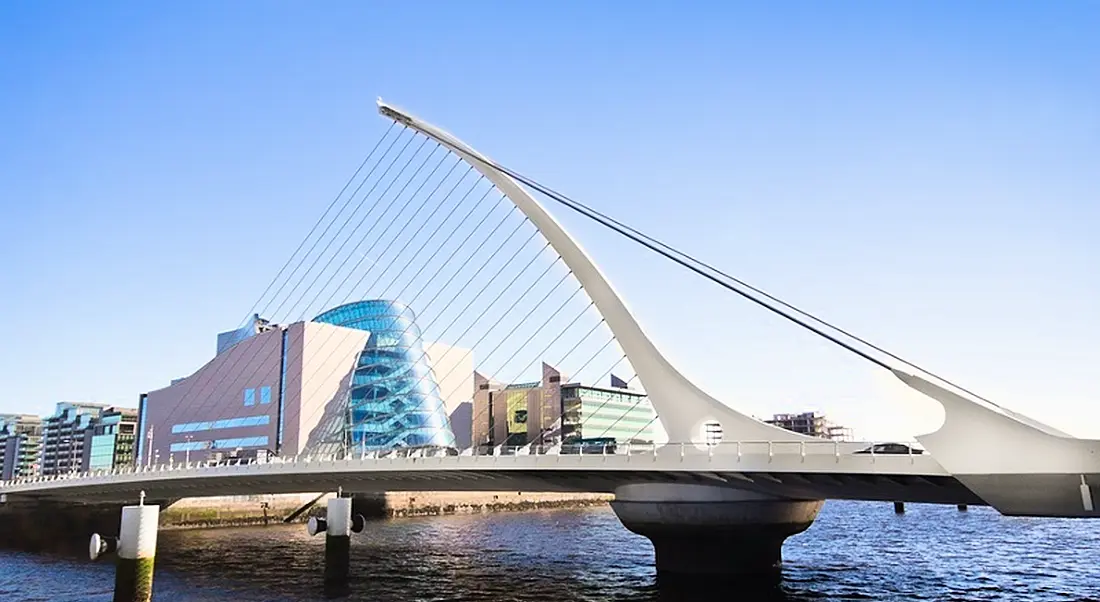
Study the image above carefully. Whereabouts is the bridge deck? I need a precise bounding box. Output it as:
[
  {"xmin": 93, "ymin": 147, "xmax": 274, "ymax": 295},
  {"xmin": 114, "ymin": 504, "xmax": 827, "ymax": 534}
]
[{"xmin": 0, "ymin": 443, "xmax": 982, "ymax": 506}]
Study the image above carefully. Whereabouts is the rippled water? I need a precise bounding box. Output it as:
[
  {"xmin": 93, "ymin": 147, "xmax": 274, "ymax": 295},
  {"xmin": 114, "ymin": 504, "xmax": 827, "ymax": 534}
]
[{"xmin": 2, "ymin": 501, "xmax": 1099, "ymax": 601}]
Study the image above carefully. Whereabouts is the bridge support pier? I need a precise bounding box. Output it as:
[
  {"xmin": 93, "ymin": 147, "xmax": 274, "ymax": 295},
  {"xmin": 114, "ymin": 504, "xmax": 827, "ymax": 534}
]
[
  {"xmin": 610, "ymin": 484, "xmax": 822, "ymax": 581},
  {"xmin": 90, "ymin": 498, "xmax": 159, "ymax": 602},
  {"xmin": 307, "ymin": 495, "xmax": 364, "ymax": 597}
]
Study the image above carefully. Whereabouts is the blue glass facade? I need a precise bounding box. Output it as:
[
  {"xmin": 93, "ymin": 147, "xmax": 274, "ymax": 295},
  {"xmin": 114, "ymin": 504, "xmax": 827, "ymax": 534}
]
[{"xmin": 313, "ymin": 300, "xmax": 456, "ymax": 451}]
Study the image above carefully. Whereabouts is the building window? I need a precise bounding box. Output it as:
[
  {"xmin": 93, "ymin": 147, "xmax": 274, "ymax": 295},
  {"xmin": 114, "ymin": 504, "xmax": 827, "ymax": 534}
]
[
  {"xmin": 171, "ymin": 415, "xmax": 271, "ymax": 434},
  {"xmin": 213, "ymin": 436, "xmax": 268, "ymax": 449},
  {"xmin": 259, "ymin": 386, "xmax": 272, "ymax": 405},
  {"xmin": 169, "ymin": 435, "xmax": 270, "ymax": 453},
  {"xmin": 244, "ymin": 388, "xmax": 256, "ymax": 406},
  {"xmin": 169, "ymin": 441, "xmax": 211, "ymax": 452}
]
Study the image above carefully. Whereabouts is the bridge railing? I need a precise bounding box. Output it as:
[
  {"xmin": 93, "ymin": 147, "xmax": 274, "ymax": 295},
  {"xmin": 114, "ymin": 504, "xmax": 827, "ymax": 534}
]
[{"xmin": 0, "ymin": 439, "xmax": 927, "ymax": 489}]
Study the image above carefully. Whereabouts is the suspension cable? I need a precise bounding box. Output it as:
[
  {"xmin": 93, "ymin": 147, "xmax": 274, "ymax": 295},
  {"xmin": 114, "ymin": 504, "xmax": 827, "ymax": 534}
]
[{"xmin": 479, "ymin": 158, "xmax": 1005, "ymax": 409}]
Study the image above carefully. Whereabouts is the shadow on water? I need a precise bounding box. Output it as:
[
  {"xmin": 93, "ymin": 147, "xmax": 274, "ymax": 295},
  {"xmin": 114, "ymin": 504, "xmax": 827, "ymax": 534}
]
[{"xmin": 646, "ymin": 577, "xmax": 817, "ymax": 602}]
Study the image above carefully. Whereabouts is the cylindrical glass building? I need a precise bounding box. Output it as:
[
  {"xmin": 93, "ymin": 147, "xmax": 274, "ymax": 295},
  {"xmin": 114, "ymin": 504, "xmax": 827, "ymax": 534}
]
[{"xmin": 312, "ymin": 300, "xmax": 456, "ymax": 451}]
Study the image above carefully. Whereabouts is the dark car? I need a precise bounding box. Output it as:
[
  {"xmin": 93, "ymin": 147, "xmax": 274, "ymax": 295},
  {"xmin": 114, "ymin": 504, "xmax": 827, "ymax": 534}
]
[{"xmin": 854, "ymin": 443, "xmax": 923, "ymax": 455}]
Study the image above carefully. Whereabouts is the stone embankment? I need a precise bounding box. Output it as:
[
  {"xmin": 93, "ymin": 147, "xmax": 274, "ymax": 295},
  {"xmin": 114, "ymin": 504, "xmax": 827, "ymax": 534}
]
[{"xmin": 160, "ymin": 491, "xmax": 612, "ymax": 529}]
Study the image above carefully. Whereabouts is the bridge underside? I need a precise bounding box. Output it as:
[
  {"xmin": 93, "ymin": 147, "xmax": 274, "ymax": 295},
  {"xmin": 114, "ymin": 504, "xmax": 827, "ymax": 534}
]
[{"xmin": 3, "ymin": 468, "xmax": 983, "ymax": 507}]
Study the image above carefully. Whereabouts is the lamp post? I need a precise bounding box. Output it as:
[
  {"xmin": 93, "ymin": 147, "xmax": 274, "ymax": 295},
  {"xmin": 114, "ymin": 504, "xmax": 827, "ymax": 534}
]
[{"xmin": 184, "ymin": 435, "xmax": 192, "ymax": 464}]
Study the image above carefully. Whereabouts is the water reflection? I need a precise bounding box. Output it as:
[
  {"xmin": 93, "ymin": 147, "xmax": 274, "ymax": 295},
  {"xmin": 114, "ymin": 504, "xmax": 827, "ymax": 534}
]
[{"xmin": 3, "ymin": 501, "xmax": 1100, "ymax": 601}]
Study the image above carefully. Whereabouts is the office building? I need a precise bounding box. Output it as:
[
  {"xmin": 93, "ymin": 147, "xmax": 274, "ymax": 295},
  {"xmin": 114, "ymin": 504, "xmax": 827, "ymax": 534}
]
[
  {"xmin": 766, "ymin": 411, "xmax": 852, "ymax": 441},
  {"xmin": 560, "ymin": 381, "xmax": 655, "ymax": 444},
  {"xmin": 83, "ymin": 407, "xmax": 139, "ymax": 471},
  {"xmin": 473, "ymin": 364, "xmax": 655, "ymax": 448},
  {"xmin": 40, "ymin": 402, "xmax": 107, "ymax": 475},
  {"xmin": 0, "ymin": 415, "xmax": 44, "ymax": 480},
  {"xmin": 139, "ymin": 300, "xmax": 472, "ymax": 464}
]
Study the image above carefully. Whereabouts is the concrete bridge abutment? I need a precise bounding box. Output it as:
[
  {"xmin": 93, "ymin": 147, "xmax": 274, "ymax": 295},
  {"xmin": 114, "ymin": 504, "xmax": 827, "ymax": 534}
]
[{"xmin": 610, "ymin": 484, "xmax": 823, "ymax": 581}]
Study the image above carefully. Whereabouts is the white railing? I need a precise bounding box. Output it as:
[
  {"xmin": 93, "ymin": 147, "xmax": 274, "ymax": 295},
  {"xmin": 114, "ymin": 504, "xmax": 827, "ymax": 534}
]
[{"xmin": 0, "ymin": 439, "xmax": 925, "ymax": 489}]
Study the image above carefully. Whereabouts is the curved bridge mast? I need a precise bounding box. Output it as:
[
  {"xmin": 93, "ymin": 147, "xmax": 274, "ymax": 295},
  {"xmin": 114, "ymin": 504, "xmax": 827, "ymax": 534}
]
[{"xmin": 377, "ymin": 99, "xmax": 805, "ymax": 446}]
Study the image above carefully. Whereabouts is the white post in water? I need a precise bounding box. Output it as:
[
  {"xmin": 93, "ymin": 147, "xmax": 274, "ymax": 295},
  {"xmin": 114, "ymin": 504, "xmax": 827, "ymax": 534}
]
[
  {"xmin": 307, "ymin": 490, "xmax": 364, "ymax": 596},
  {"xmin": 90, "ymin": 491, "xmax": 159, "ymax": 602},
  {"xmin": 325, "ymin": 497, "xmax": 352, "ymax": 591}
]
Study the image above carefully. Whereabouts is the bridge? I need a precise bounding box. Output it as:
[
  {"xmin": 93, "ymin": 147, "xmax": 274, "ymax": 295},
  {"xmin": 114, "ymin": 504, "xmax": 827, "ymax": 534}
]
[{"xmin": 2, "ymin": 100, "xmax": 1097, "ymax": 597}]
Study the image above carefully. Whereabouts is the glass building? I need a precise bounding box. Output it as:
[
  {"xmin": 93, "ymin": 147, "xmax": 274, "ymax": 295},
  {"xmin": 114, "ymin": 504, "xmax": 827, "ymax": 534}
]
[
  {"xmin": 560, "ymin": 384, "xmax": 655, "ymax": 444},
  {"xmin": 41, "ymin": 402, "xmax": 107, "ymax": 475},
  {"xmin": 313, "ymin": 301, "xmax": 456, "ymax": 451},
  {"xmin": 474, "ymin": 367, "xmax": 655, "ymax": 448},
  {"xmin": 85, "ymin": 407, "xmax": 138, "ymax": 471}
]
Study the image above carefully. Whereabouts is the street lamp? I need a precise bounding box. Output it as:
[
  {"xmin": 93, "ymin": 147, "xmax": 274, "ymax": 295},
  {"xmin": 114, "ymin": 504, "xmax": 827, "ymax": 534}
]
[{"xmin": 184, "ymin": 435, "xmax": 192, "ymax": 464}]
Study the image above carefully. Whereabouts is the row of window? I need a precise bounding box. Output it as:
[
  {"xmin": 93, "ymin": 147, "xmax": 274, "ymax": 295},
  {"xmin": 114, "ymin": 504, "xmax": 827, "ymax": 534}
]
[
  {"xmin": 574, "ymin": 401, "xmax": 655, "ymax": 416},
  {"xmin": 565, "ymin": 389, "xmax": 649, "ymax": 402},
  {"xmin": 171, "ymin": 415, "xmax": 271, "ymax": 434},
  {"xmin": 168, "ymin": 436, "xmax": 270, "ymax": 452},
  {"xmin": 243, "ymin": 386, "xmax": 273, "ymax": 406},
  {"xmin": 574, "ymin": 413, "xmax": 655, "ymax": 426}
]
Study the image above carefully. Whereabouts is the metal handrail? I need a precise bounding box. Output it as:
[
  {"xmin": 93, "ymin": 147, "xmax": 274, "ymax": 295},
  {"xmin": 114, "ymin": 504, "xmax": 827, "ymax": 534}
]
[{"xmin": 0, "ymin": 438, "xmax": 925, "ymax": 490}]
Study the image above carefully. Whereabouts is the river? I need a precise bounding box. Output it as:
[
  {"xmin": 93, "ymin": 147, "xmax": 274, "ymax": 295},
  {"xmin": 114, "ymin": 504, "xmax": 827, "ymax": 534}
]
[{"xmin": 1, "ymin": 501, "xmax": 1098, "ymax": 601}]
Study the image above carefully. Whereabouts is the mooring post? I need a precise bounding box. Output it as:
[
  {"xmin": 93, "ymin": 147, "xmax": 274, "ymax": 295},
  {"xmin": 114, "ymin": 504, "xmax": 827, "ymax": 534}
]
[
  {"xmin": 893, "ymin": 501, "xmax": 905, "ymax": 514},
  {"xmin": 90, "ymin": 490, "xmax": 159, "ymax": 602},
  {"xmin": 957, "ymin": 504, "xmax": 968, "ymax": 512},
  {"xmin": 307, "ymin": 490, "xmax": 364, "ymax": 597}
]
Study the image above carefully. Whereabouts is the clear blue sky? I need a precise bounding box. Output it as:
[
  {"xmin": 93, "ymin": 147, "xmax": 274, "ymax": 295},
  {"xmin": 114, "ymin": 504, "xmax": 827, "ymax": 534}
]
[{"xmin": 1, "ymin": 1, "xmax": 1096, "ymax": 440}]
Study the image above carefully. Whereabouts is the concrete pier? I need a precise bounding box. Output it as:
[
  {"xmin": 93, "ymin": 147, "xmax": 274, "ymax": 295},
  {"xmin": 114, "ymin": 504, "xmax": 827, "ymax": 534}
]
[
  {"xmin": 323, "ymin": 497, "xmax": 351, "ymax": 595},
  {"xmin": 610, "ymin": 484, "xmax": 822, "ymax": 580},
  {"xmin": 114, "ymin": 503, "xmax": 159, "ymax": 602},
  {"xmin": 307, "ymin": 496, "xmax": 364, "ymax": 597},
  {"xmin": 88, "ymin": 498, "xmax": 160, "ymax": 602}
]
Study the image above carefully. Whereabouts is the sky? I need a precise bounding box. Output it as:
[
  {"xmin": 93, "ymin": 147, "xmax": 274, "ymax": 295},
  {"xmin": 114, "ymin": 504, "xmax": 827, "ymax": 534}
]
[{"xmin": 0, "ymin": 1, "xmax": 1097, "ymax": 442}]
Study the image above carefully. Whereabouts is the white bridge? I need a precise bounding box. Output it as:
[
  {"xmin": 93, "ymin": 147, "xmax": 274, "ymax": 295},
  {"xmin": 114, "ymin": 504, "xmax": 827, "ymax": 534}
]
[
  {"xmin": 3, "ymin": 100, "xmax": 1097, "ymax": 581},
  {"xmin": 0, "ymin": 440, "xmax": 978, "ymax": 505}
]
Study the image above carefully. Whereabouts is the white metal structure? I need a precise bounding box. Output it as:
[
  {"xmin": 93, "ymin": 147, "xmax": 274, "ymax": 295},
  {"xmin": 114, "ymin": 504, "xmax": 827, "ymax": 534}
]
[
  {"xmin": 3, "ymin": 101, "xmax": 1096, "ymax": 520},
  {"xmin": 376, "ymin": 99, "xmax": 801, "ymax": 447},
  {"xmin": 0, "ymin": 441, "xmax": 977, "ymax": 506}
]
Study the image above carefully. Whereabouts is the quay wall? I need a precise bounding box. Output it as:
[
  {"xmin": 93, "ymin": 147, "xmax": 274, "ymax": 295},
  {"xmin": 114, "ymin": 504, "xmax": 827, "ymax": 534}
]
[
  {"xmin": 0, "ymin": 492, "xmax": 612, "ymax": 551},
  {"xmin": 161, "ymin": 491, "xmax": 612, "ymax": 528}
]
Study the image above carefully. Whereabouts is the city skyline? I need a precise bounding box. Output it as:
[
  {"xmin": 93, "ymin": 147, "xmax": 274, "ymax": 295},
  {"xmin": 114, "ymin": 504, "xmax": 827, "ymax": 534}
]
[{"xmin": 1, "ymin": 2, "xmax": 1097, "ymax": 443}]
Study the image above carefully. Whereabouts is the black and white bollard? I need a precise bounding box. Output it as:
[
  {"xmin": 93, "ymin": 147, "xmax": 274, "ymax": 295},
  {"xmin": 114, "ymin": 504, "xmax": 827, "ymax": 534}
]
[
  {"xmin": 307, "ymin": 494, "xmax": 364, "ymax": 596},
  {"xmin": 90, "ymin": 492, "xmax": 159, "ymax": 602}
]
